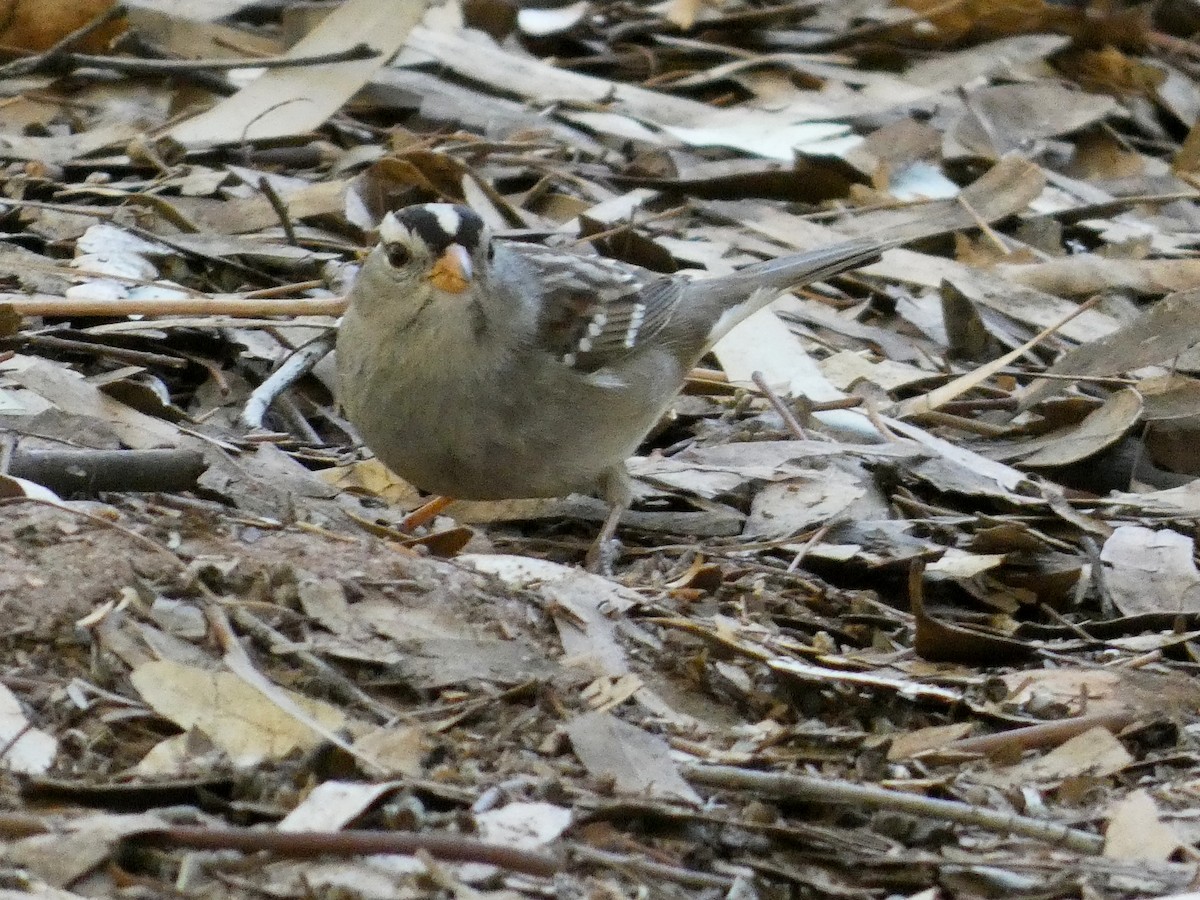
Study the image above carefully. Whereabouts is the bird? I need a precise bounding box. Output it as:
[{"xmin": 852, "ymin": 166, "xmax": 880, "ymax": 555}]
[{"xmin": 336, "ymin": 202, "xmax": 887, "ymax": 569}]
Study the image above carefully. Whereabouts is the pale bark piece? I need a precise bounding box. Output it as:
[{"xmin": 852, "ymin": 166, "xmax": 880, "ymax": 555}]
[
  {"xmin": 1002, "ymin": 256, "xmax": 1200, "ymax": 297},
  {"xmin": 168, "ymin": 0, "xmax": 427, "ymax": 145},
  {"xmin": 391, "ymin": 638, "xmax": 559, "ymax": 688},
  {"xmin": 716, "ymin": 304, "xmax": 876, "ymax": 440},
  {"xmin": 0, "ymin": 123, "xmax": 139, "ymax": 164},
  {"xmin": 279, "ymin": 779, "xmax": 404, "ymax": 832},
  {"xmin": 887, "ymin": 723, "xmax": 975, "ymax": 761},
  {"xmin": 0, "ymin": 682, "xmax": 56, "ymax": 774},
  {"xmin": 1100, "ymin": 525, "xmax": 1200, "ymax": 616},
  {"xmin": 926, "ymin": 550, "xmax": 1006, "ymax": 579},
  {"xmin": 820, "ymin": 350, "xmax": 936, "ymax": 392},
  {"xmin": 998, "ymin": 669, "xmax": 1127, "ymax": 718},
  {"xmin": 978, "ymin": 726, "xmax": 1132, "ymax": 789},
  {"xmin": 518, "ymin": 3, "xmax": 590, "ymax": 37},
  {"xmin": 850, "ymin": 34, "xmax": 1070, "ymax": 117},
  {"xmin": 0, "ymin": 475, "xmax": 63, "ymax": 503},
  {"xmin": 297, "ymin": 576, "xmax": 355, "ymax": 636},
  {"xmin": 351, "ymin": 726, "xmax": 426, "ymax": 777},
  {"xmin": 1107, "ymin": 481, "xmax": 1200, "ymax": 517},
  {"xmin": 770, "ymin": 659, "xmax": 962, "ymax": 704},
  {"xmin": 475, "ymin": 802, "xmax": 572, "ymax": 849},
  {"xmin": 540, "ymin": 573, "xmax": 634, "ymax": 678},
  {"xmin": 885, "ymin": 417, "xmax": 1030, "ymax": 497},
  {"xmin": 400, "ymin": 26, "xmax": 846, "ymax": 159},
  {"xmin": 1104, "ymin": 789, "xmax": 1183, "ymax": 861},
  {"xmin": 743, "ymin": 468, "xmax": 867, "ymax": 539},
  {"xmin": 462, "ymin": 555, "xmax": 636, "ymax": 677},
  {"xmin": 846, "ymin": 154, "xmax": 1047, "ymax": 243},
  {"xmin": 932, "ymin": 268, "xmax": 1119, "ymax": 345},
  {"xmin": 565, "ymin": 710, "xmax": 700, "ymax": 804}
]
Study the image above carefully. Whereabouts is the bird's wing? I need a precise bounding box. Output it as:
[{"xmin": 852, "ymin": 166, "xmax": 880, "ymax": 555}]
[{"xmin": 511, "ymin": 243, "xmax": 686, "ymax": 372}]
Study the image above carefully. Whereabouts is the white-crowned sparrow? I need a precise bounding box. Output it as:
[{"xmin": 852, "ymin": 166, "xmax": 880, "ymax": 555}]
[{"xmin": 337, "ymin": 203, "xmax": 886, "ymax": 565}]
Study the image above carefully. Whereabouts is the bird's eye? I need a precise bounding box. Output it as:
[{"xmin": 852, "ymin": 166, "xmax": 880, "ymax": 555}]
[
  {"xmin": 385, "ymin": 243, "xmax": 412, "ymax": 268},
  {"xmin": 486, "ymin": 242, "xmax": 495, "ymax": 262}
]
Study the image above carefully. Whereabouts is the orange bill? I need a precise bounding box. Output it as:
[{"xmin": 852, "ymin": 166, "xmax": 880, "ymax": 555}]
[{"xmin": 428, "ymin": 244, "xmax": 472, "ymax": 293}]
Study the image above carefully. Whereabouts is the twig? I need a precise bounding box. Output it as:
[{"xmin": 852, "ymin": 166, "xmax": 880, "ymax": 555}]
[
  {"xmin": 131, "ymin": 825, "xmax": 560, "ymax": 877},
  {"xmin": 257, "ymin": 177, "xmax": 298, "ymax": 247},
  {"xmin": 0, "ymin": 4, "xmax": 127, "ymax": 78},
  {"xmin": 683, "ymin": 764, "xmax": 1103, "ymax": 854},
  {"xmin": 893, "ymin": 294, "xmax": 1104, "ymax": 419},
  {"xmin": 3, "ymin": 294, "xmax": 347, "ymax": 318},
  {"xmin": 0, "ymin": 811, "xmax": 557, "ymax": 878},
  {"xmin": 942, "ymin": 709, "xmax": 1136, "ymax": 757},
  {"xmin": 956, "ymin": 193, "xmax": 1010, "ymax": 255},
  {"xmin": 786, "ymin": 522, "xmax": 830, "ymax": 573},
  {"xmin": 205, "ymin": 603, "xmax": 386, "ymax": 776},
  {"xmin": 226, "ymin": 605, "xmax": 398, "ymax": 723},
  {"xmin": 908, "ymin": 409, "xmax": 1010, "ymax": 437},
  {"xmin": 7, "ymin": 449, "xmax": 207, "ymax": 495},
  {"xmin": 239, "ymin": 332, "xmax": 337, "ymax": 429},
  {"xmin": 14, "ymin": 332, "xmax": 189, "ymax": 369},
  {"xmin": 570, "ymin": 204, "xmax": 690, "ymax": 247},
  {"xmin": 0, "ymin": 720, "xmax": 35, "ymax": 768},
  {"xmin": 0, "ymin": 496, "xmax": 183, "ymax": 567},
  {"xmin": 12, "ymin": 44, "xmax": 379, "ymax": 78},
  {"xmin": 399, "ymin": 495, "xmax": 454, "ymax": 531},
  {"xmin": 751, "ymin": 371, "xmax": 810, "ymax": 439}
]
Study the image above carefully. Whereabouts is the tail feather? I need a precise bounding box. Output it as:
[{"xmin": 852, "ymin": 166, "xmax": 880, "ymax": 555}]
[{"xmin": 695, "ymin": 237, "xmax": 884, "ymax": 343}]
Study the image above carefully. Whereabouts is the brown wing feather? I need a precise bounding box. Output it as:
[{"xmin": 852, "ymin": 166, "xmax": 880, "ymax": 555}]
[{"xmin": 513, "ymin": 244, "xmax": 684, "ymax": 372}]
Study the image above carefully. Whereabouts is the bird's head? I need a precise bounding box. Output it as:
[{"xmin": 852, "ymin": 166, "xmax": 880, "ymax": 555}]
[{"xmin": 350, "ymin": 203, "xmax": 494, "ymax": 324}]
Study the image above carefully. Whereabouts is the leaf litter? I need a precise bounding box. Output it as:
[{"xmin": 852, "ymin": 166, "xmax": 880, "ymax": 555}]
[{"xmin": 3, "ymin": 0, "xmax": 1200, "ymax": 896}]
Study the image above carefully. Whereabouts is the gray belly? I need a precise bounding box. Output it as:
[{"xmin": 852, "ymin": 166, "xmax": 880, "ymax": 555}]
[{"xmin": 339, "ymin": 347, "xmax": 675, "ymax": 501}]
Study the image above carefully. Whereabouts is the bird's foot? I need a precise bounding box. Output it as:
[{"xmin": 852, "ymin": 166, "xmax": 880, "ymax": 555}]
[{"xmin": 584, "ymin": 536, "xmax": 622, "ymax": 575}]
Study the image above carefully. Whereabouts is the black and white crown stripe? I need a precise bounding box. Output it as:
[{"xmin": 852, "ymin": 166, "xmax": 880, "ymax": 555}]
[{"xmin": 379, "ymin": 204, "xmax": 485, "ymax": 255}]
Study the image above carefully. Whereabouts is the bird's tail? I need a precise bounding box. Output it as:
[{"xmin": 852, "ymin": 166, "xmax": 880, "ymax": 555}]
[{"xmin": 689, "ymin": 237, "xmax": 884, "ymax": 349}]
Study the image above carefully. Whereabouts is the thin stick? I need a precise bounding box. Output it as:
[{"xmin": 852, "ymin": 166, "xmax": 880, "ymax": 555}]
[
  {"xmin": 0, "ymin": 4, "xmax": 127, "ymax": 78},
  {"xmin": 893, "ymin": 294, "xmax": 1103, "ymax": 419},
  {"xmin": 956, "ymin": 193, "xmax": 1010, "ymax": 255},
  {"xmin": 4, "ymin": 294, "xmax": 347, "ymax": 318},
  {"xmin": 133, "ymin": 825, "xmax": 559, "ymax": 877},
  {"xmin": 26, "ymin": 44, "xmax": 379, "ymax": 77},
  {"xmin": 751, "ymin": 371, "xmax": 809, "ymax": 439},
  {"xmin": 684, "ymin": 764, "xmax": 1103, "ymax": 854},
  {"xmin": 239, "ymin": 332, "xmax": 337, "ymax": 429},
  {"xmin": 0, "ymin": 496, "xmax": 183, "ymax": 567}
]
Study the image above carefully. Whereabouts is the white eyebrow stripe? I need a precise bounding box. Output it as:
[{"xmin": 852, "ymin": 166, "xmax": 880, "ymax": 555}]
[
  {"xmin": 624, "ymin": 302, "xmax": 645, "ymax": 348},
  {"xmin": 379, "ymin": 212, "xmax": 407, "ymax": 244},
  {"xmin": 430, "ymin": 205, "xmax": 462, "ymax": 236}
]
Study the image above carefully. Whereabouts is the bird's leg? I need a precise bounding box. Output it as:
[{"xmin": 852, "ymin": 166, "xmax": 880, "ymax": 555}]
[
  {"xmin": 585, "ymin": 468, "xmax": 632, "ymax": 574},
  {"xmin": 399, "ymin": 495, "xmax": 454, "ymax": 531}
]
